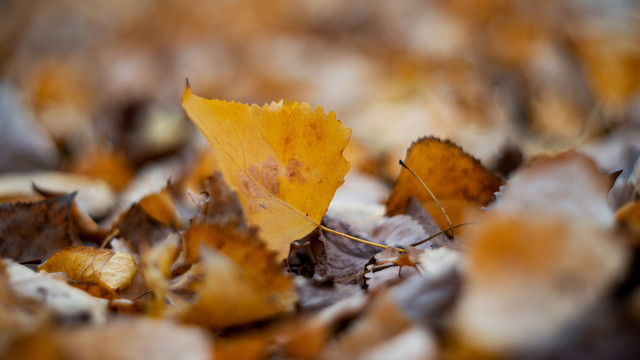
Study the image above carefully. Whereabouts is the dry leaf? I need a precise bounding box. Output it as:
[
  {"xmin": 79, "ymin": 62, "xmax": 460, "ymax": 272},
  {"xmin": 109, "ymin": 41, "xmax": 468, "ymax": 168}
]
[
  {"xmin": 70, "ymin": 148, "xmax": 136, "ymax": 191},
  {"xmin": 114, "ymin": 202, "xmax": 175, "ymax": 253},
  {"xmin": 5, "ymin": 260, "xmax": 107, "ymax": 324},
  {"xmin": 492, "ymin": 151, "xmax": 612, "ymax": 226},
  {"xmin": 182, "ymin": 84, "xmax": 351, "ymax": 255},
  {"xmin": 314, "ymin": 216, "xmax": 377, "ymax": 285},
  {"xmin": 323, "ymin": 290, "xmax": 413, "ymax": 359},
  {"xmin": 615, "ymin": 198, "xmax": 640, "ymax": 243},
  {"xmin": 3, "ymin": 318, "xmax": 212, "ymax": 360},
  {"xmin": 0, "ymin": 193, "xmax": 76, "ymax": 262},
  {"xmin": 38, "ymin": 247, "xmax": 136, "ymax": 294},
  {"xmin": 386, "ymin": 137, "xmax": 501, "ymax": 232},
  {"xmin": 0, "ymin": 172, "xmax": 115, "ymax": 218},
  {"xmin": 138, "ymin": 186, "xmax": 183, "ymax": 229},
  {"xmin": 455, "ymin": 213, "xmax": 627, "ymax": 353},
  {"xmin": 181, "ymin": 245, "xmax": 296, "ymax": 328}
]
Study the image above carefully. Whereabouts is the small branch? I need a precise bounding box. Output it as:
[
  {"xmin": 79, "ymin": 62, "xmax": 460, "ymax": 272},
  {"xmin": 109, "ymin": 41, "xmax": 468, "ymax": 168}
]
[{"xmin": 399, "ymin": 159, "xmax": 457, "ymax": 242}]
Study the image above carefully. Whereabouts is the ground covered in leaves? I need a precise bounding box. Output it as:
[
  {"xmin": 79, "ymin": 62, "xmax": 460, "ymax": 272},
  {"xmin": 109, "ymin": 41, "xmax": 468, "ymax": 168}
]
[{"xmin": 1, "ymin": 1, "xmax": 640, "ymax": 359}]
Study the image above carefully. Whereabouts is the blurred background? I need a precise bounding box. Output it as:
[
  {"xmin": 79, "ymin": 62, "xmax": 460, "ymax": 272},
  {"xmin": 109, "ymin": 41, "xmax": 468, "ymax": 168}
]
[{"xmin": 1, "ymin": 0, "xmax": 639, "ymax": 188}]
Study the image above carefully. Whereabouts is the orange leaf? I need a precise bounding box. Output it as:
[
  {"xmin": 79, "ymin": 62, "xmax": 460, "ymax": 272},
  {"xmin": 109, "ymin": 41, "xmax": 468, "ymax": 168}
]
[
  {"xmin": 178, "ymin": 223, "xmax": 296, "ymax": 328},
  {"xmin": 386, "ymin": 137, "xmax": 501, "ymax": 231},
  {"xmin": 38, "ymin": 246, "xmax": 136, "ymax": 293},
  {"xmin": 182, "ymin": 84, "xmax": 350, "ymax": 255},
  {"xmin": 180, "ymin": 245, "xmax": 296, "ymax": 328}
]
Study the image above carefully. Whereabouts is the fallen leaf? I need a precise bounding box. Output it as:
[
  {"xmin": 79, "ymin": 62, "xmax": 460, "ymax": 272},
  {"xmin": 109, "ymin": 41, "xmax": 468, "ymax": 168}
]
[
  {"xmin": 492, "ymin": 151, "xmax": 612, "ymax": 226},
  {"xmin": 192, "ymin": 172, "xmax": 246, "ymax": 228},
  {"xmin": 5, "ymin": 259, "xmax": 107, "ymax": 324},
  {"xmin": 295, "ymin": 276, "xmax": 364, "ymax": 312},
  {"xmin": 138, "ymin": 186, "xmax": 183, "ymax": 229},
  {"xmin": 3, "ymin": 318, "xmax": 212, "ymax": 360},
  {"xmin": 182, "ymin": 84, "xmax": 351, "ymax": 255},
  {"xmin": 0, "ymin": 82, "xmax": 58, "ymax": 172},
  {"xmin": 0, "ymin": 172, "xmax": 115, "ymax": 219},
  {"xmin": 70, "ymin": 147, "xmax": 136, "ymax": 191},
  {"xmin": 114, "ymin": 202, "xmax": 175, "ymax": 253},
  {"xmin": 386, "ymin": 137, "xmax": 502, "ymax": 233},
  {"xmin": 455, "ymin": 213, "xmax": 627, "ymax": 353},
  {"xmin": 0, "ymin": 193, "xmax": 76, "ymax": 262},
  {"xmin": 38, "ymin": 246, "xmax": 137, "ymax": 294},
  {"xmin": 404, "ymin": 196, "xmax": 451, "ymax": 247},
  {"xmin": 615, "ymin": 198, "xmax": 640, "ymax": 243},
  {"xmin": 322, "ymin": 290, "xmax": 413, "ymax": 359},
  {"xmin": 314, "ymin": 216, "xmax": 377, "ymax": 285},
  {"xmin": 180, "ymin": 245, "xmax": 296, "ymax": 328}
]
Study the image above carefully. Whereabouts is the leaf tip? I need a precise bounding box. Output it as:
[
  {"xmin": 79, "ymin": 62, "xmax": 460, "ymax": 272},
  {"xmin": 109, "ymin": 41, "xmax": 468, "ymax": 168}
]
[{"xmin": 182, "ymin": 79, "xmax": 193, "ymax": 105}]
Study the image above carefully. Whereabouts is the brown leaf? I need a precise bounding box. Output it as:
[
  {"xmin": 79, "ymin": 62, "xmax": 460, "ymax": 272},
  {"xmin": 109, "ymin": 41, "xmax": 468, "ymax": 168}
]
[
  {"xmin": 38, "ymin": 246, "xmax": 137, "ymax": 294},
  {"xmin": 0, "ymin": 193, "xmax": 76, "ymax": 262},
  {"xmin": 387, "ymin": 137, "xmax": 502, "ymax": 232},
  {"xmin": 314, "ymin": 216, "xmax": 377, "ymax": 285},
  {"xmin": 115, "ymin": 202, "xmax": 175, "ymax": 253},
  {"xmin": 192, "ymin": 172, "xmax": 246, "ymax": 228}
]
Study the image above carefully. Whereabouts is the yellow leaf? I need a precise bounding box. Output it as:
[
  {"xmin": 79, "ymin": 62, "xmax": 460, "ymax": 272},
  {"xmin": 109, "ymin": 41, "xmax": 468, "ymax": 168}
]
[
  {"xmin": 38, "ymin": 246, "xmax": 136, "ymax": 293},
  {"xmin": 182, "ymin": 84, "xmax": 350, "ymax": 255},
  {"xmin": 386, "ymin": 137, "xmax": 501, "ymax": 232}
]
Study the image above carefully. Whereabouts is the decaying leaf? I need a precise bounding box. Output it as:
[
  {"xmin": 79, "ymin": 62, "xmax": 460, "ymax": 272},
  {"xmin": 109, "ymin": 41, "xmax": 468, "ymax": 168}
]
[
  {"xmin": 0, "ymin": 193, "xmax": 76, "ymax": 262},
  {"xmin": 387, "ymin": 137, "xmax": 502, "ymax": 232},
  {"xmin": 181, "ymin": 245, "xmax": 296, "ymax": 328},
  {"xmin": 38, "ymin": 247, "xmax": 137, "ymax": 294},
  {"xmin": 182, "ymin": 84, "xmax": 351, "ymax": 255}
]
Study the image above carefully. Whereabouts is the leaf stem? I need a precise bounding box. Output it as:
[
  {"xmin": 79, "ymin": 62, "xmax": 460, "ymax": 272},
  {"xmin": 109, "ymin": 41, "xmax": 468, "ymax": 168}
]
[
  {"xmin": 319, "ymin": 225, "xmax": 403, "ymax": 252},
  {"xmin": 399, "ymin": 160, "xmax": 457, "ymax": 242}
]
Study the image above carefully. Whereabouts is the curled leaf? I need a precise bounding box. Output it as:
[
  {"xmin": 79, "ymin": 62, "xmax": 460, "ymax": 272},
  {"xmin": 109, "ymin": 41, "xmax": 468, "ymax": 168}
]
[{"xmin": 38, "ymin": 247, "xmax": 136, "ymax": 293}]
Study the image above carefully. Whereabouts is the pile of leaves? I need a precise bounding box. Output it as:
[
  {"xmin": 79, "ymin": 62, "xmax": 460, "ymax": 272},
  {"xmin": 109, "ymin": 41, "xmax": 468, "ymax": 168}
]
[
  {"xmin": 1, "ymin": 83, "xmax": 640, "ymax": 359},
  {"xmin": 2, "ymin": 0, "xmax": 640, "ymax": 359}
]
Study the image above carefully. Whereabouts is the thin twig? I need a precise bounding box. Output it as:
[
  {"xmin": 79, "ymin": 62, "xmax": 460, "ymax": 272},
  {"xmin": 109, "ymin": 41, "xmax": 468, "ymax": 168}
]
[
  {"xmin": 130, "ymin": 290, "xmax": 153, "ymax": 301},
  {"xmin": 409, "ymin": 222, "xmax": 474, "ymax": 247},
  {"xmin": 399, "ymin": 159, "xmax": 457, "ymax": 242}
]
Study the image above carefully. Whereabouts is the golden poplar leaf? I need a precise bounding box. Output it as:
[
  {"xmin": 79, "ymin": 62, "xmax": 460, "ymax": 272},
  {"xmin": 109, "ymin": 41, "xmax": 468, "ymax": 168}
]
[
  {"xmin": 386, "ymin": 137, "xmax": 502, "ymax": 231},
  {"xmin": 182, "ymin": 84, "xmax": 350, "ymax": 255},
  {"xmin": 38, "ymin": 246, "xmax": 136, "ymax": 293}
]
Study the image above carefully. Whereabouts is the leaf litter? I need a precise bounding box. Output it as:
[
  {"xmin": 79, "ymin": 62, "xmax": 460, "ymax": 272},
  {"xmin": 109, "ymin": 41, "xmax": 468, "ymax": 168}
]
[{"xmin": 2, "ymin": 2, "xmax": 640, "ymax": 357}]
